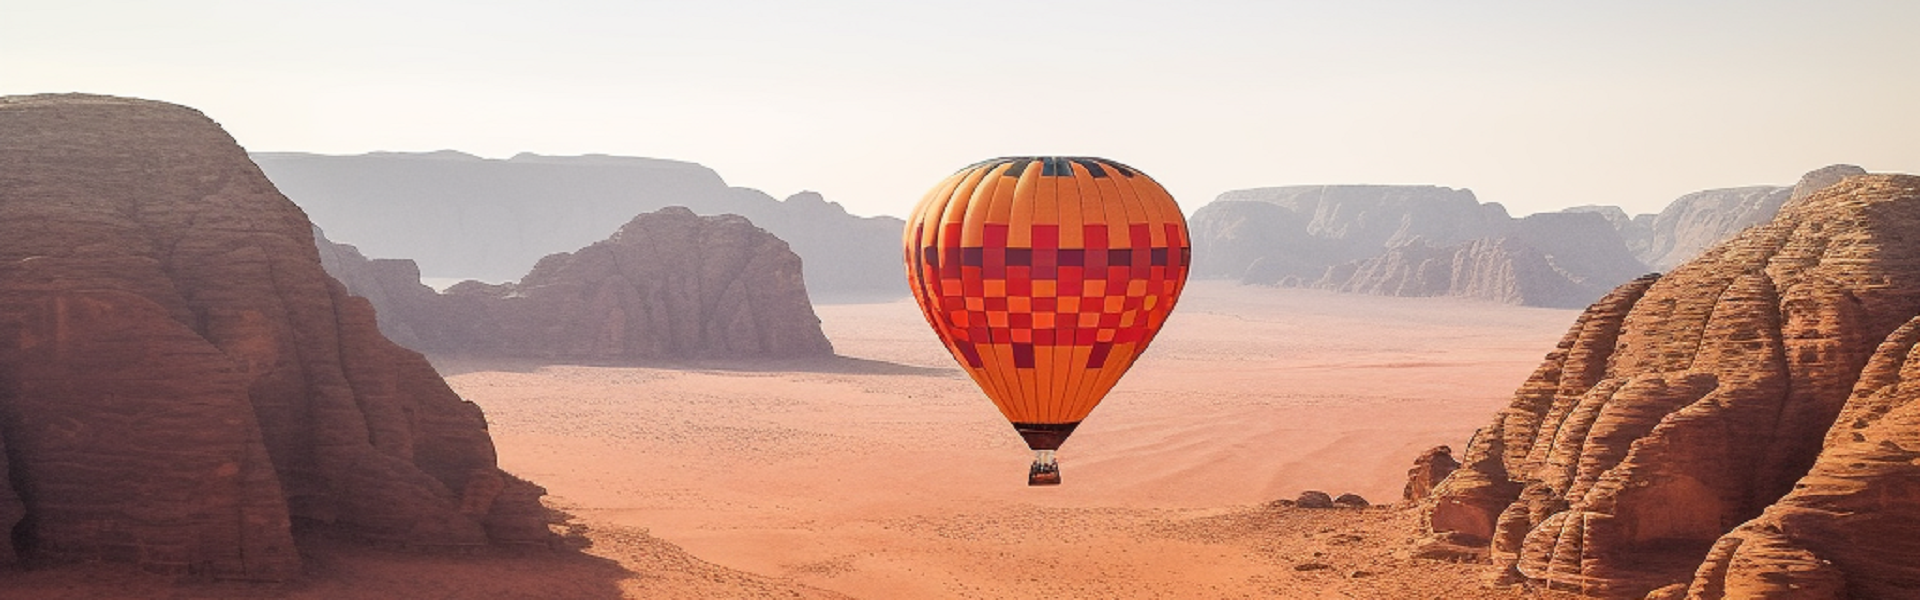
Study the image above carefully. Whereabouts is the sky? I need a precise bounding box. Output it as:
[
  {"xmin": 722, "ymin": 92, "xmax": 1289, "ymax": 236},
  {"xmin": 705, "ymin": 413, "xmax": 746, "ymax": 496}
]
[{"xmin": 5, "ymin": 0, "xmax": 1918, "ymax": 219}]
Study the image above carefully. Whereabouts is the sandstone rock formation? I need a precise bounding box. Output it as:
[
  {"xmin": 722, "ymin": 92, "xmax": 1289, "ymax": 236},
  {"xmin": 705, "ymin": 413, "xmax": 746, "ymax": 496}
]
[
  {"xmin": 1191, "ymin": 185, "xmax": 1509, "ymax": 283},
  {"xmin": 1632, "ymin": 185, "xmax": 1792, "ymax": 271},
  {"xmin": 1573, "ymin": 165, "xmax": 1867, "ymax": 272},
  {"xmin": 1680, "ymin": 312, "xmax": 1920, "ymax": 599},
  {"xmin": 312, "ymin": 227, "xmax": 445, "ymax": 351},
  {"xmin": 0, "ymin": 94, "xmax": 546, "ymax": 578},
  {"xmin": 1404, "ymin": 446, "xmax": 1460, "ymax": 504},
  {"xmin": 1563, "ymin": 205, "xmax": 1655, "ymax": 259},
  {"xmin": 316, "ymin": 208, "xmax": 832, "ymax": 360},
  {"xmin": 1190, "ymin": 185, "xmax": 1646, "ymax": 307},
  {"xmin": 255, "ymin": 151, "xmax": 904, "ymax": 300},
  {"xmin": 1417, "ymin": 172, "xmax": 1920, "ymax": 598}
]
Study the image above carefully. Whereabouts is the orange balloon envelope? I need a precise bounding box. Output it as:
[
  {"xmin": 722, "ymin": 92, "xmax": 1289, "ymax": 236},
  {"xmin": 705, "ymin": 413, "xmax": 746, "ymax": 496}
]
[{"xmin": 903, "ymin": 157, "xmax": 1191, "ymax": 485}]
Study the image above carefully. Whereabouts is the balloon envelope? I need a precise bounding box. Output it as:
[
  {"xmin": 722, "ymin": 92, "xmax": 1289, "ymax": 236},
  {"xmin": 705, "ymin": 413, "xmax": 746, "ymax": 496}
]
[{"xmin": 903, "ymin": 157, "xmax": 1191, "ymax": 480}]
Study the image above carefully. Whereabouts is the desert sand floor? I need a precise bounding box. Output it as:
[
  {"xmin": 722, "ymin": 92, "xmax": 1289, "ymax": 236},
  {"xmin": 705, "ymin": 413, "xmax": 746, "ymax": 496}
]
[
  {"xmin": 452, "ymin": 281, "xmax": 1582, "ymax": 599},
  {"xmin": 3, "ymin": 282, "xmax": 1583, "ymax": 599}
]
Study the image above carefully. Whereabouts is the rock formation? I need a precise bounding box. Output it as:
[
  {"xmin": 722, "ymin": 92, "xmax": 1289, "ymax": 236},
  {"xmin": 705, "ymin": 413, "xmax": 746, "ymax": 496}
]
[
  {"xmin": 1416, "ymin": 172, "xmax": 1920, "ymax": 597},
  {"xmin": 1632, "ymin": 186, "xmax": 1793, "ymax": 271},
  {"xmin": 1190, "ymin": 185, "xmax": 1646, "ymax": 307},
  {"xmin": 1562, "ymin": 205, "xmax": 1655, "ymax": 259},
  {"xmin": 316, "ymin": 208, "xmax": 833, "ymax": 360},
  {"xmin": 312, "ymin": 227, "xmax": 445, "ymax": 351},
  {"xmin": 1404, "ymin": 446, "xmax": 1460, "ymax": 504},
  {"xmin": 1680, "ymin": 312, "xmax": 1920, "ymax": 599},
  {"xmin": 0, "ymin": 94, "xmax": 546, "ymax": 578},
  {"xmin": 1573, "ymin": 165, "xmax": 1867, "ymax": 272},
  {"xmin": 1191, "ymin": 185, "xmax": 1509, "ymax": 283},
  {"xmin": 254, "ymin": 151, "xmax": 905, "ymax": 300}
]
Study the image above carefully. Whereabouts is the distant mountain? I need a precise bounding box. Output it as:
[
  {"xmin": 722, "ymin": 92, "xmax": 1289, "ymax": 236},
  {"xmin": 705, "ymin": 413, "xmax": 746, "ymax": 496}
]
[
  {"xmin": 1564, "ymin": 164, "xmax": 1866, "ymax": 271},
  {"xmin": 251, "ymin": 151, "xmax": 905, "ymax": 301},
  {"xmin": 1191, "ymin": 167, "xmax": 1868, "ymax": 308},
  {"xmin": 315, "ymin": 208, "xmax": 833, "ymax": 360},
  {"xmin": 1190, "ymin": 185, "xmax": 1645, "ymax": 308}
]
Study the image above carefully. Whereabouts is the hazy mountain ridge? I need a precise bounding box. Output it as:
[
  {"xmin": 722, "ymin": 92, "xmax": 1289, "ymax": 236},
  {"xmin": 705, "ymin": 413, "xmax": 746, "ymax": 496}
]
[
  {"xmin": 315, "ymin": 208, "xmax": 833, "ymax": 360},
  {"xmin": 1193, "ymin": 185, "xmax": 1645, "ymax": 308},
  {"xmin": 252, "ymin": 151, "xmax": 906, "ymax": 300},
  {"xmin": 1192, "ymin": 166, "xmax": 1864, "ymax": 308}
]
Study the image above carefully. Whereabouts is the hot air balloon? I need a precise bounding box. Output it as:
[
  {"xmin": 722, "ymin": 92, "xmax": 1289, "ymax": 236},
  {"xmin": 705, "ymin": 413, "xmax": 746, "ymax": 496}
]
[{"xmin": 904, "ymin": 157, "xmax": 1191, "ymax": 485}]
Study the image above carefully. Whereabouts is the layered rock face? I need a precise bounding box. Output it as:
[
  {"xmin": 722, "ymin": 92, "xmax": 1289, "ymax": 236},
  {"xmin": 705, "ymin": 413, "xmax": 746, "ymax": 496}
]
[
  {"xmin": 1681, "ymin": 313, "xmax": 1920, "ymax": 599},
  {"xmin": 1191, "ymin": 185, "xmax": 1646, "ymax": 307},
  {"xmin": 318, "ymin": 208, "xmax": 833, "ymax": 360},
  {"xmin": 0, "ymin": 94, "xmax": 546, "ymax": 578},
  {"xmin": 1417, "ymin": 173, "xmax": 1920, "ymax": 597},
  {"xmin": 312, "ymin": 227, "xmax": 445, "ymax": 352},
  {"xmin": 1633, "ymin": 186, "xmax": 1793, "ymax": 271},
  {"xmin": 255, "ymin": 151, "xmax": 904, "ymax": 300},
  {"xmin": 1579, "ymin": 165, "xmax": 1866, "ymax": 272},
  {"xmin": 1315, "ymin": 213, "xmax": 1649, "ymax": 308},
  {"xmin": 1191, "ymin": 185, "xmax": 1509, "ymax": 282}
]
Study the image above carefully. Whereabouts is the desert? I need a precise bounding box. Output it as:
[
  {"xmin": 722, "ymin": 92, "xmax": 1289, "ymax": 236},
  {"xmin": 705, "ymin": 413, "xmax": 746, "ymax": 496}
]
[
  {"xmin": 3, "ymin": 281, "xmax": 1586, "ymax": 599},
  {"xmin": 8, "ymin": 3, "xmax": 1920, "ymax": 598}
]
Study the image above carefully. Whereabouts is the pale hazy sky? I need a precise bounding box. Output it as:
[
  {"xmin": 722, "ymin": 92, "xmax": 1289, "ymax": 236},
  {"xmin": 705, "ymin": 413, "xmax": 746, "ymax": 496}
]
[{"xmin": 5, "ymin": 1, "xmax": 1917, "ymax": 219}]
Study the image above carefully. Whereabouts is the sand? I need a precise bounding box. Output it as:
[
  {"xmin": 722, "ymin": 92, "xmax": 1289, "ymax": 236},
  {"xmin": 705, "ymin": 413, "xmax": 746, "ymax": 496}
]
[
  {"xmin": 5, "ymin": 282, "xmax": 1582, "ymax": 599},
  {"xmin": 454, "ymin": 281, "xmax": 1579, "ymax": 598}
]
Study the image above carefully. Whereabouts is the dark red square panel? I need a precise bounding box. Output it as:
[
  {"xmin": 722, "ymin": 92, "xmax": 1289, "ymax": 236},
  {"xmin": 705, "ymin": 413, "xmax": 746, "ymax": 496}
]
[
  {"xmin": 985, "ymin": 223, "xmax": 1009, "ymax": 247},
  {"xmin": 1032, "ymin": 225, "xmax": 1059, "ymax": 250},
  {"xmin": 1084, "ymin": 224, "xmax": 1109, "ymax": 250}
]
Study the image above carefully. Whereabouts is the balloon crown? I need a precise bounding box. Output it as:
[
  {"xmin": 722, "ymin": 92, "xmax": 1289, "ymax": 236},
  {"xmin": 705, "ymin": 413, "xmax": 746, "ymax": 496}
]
[{"xmin": 957, "ymin": 156, "xmax": 1143, "ymax": 179}]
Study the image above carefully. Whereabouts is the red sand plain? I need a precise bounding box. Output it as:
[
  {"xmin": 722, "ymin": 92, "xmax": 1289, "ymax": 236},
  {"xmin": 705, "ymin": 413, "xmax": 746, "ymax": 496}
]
[
  {"xmin": 4, "ymin": 282, "xmax": 1583, "ymax": 599},
  {"xmin": 458, "ymin": 281, "xmax": 1581, "ymax": 598}
]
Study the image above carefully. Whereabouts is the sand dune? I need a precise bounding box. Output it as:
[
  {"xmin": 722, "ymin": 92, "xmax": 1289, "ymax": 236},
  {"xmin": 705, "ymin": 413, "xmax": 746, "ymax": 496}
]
[{"xmin": 448, "ymin": 281, "xmax": 1579, "ymax": 598}]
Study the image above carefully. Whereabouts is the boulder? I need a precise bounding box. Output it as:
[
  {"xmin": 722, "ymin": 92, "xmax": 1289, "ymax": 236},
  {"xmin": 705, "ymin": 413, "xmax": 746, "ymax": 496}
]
[{"xmin": 1297, "ymin": 491, "xmax": 1336, "ymax": 509}]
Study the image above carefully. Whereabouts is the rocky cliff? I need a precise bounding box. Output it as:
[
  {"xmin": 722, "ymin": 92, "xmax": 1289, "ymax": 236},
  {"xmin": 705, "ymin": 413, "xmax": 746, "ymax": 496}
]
[
  {"xmin": 1192, "ymin": 185, "xmax": 1510, "ymax": 283},
  {"xmin": 1573, "ymin": 165, "xmax": 1867, "ymax": 272},
  {"xmin": 254, "ymin": 151, "xmax": 904, "ymax": 301},
  {"xmin": 1192, "ymin": 185, "xmax": 1646, "ymax": 307},
  {"xmin": 0, "ymin": 94, "xmax": 547, "ymax": 578},
  {"xmin": 1416, "ymin": 172, "xmax": 1920, "ymax": 598},
  {"xmin": 317, "ymin": 208, "xmax": 833, "ymax": 360}
]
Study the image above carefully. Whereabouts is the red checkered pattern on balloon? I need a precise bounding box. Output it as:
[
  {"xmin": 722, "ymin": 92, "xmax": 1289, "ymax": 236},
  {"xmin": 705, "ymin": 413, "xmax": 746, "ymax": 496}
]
[{"xmin": 910, "ymin": 222, "xmax": 1191, "ymax": 370}]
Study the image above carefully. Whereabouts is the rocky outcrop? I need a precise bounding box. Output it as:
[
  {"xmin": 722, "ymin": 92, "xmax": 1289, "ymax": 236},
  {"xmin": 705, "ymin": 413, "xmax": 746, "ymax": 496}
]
[
  {"xmin": 1417, "ymin": 172, "xmax": 1920, "ymax": 597},
  {"xmin": 1404, "ymin": 446, "xmax": 1460, "ymax": 504},
  {"xmin": 0, "ymin": 94, "xmax": 546, "ymax": 578},
  {"xmin": 1633, "ymin": 186, "xmax": 1793, "ymax": 271},
  {"xmin": 1576, "ymin": 165, "xmax": 1867, "ymax": 272},
  {"xmin": 318, "ymin": 208, "xmax": 832, "ymax": 360},
  {"xmin": 1563, "ymin": 205, "xmax": 1655, "ymax": 259},
  {"xmin": 312, "ymin": 227, "xmax": 444, "ymax": 351},
  {"xmin": 1191, "ymin": 185, "xmax": 1509, "ymax": 283},
  {"xmin": 1191, "ymin": 185, "xmax": 1647, "ymax": 307},
  {"xmin": 1681, "ymin": 313, "xmax": 1920, "ymax": 599},
  {"xmin": 254, "ymin": 151, "xmax": 904, "ymax": 300}
]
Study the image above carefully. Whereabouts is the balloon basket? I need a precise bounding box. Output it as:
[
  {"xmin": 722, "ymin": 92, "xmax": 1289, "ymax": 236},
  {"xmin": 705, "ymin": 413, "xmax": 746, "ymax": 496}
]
[{"xmin": 1028, "ymin": 450, "xmax": 1061, "ymax": 486}]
